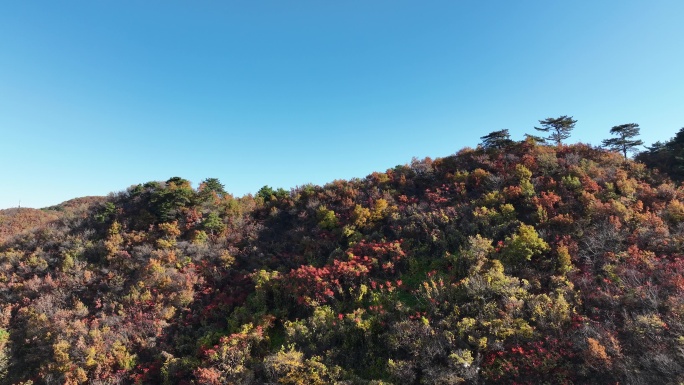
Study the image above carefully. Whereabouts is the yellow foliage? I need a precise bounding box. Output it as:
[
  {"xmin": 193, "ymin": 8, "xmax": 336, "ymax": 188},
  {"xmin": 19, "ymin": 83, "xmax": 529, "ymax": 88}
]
[
  {"xmin": 449, "ymin": 349, "xmax": 474, "ymax": 367},
  {"xmin": 219, "ymin": 250, "xmax": 235, "ymax": 269},
  {"xmin": 104, "ymin": 221, "xmax": 124, "ymax": 256},
  {"xmin": 252, "ymin": 269, "xmax": 280, "ymax": 288},
  {"xmin": 112, "ymin": 340, "xmax": 137, "ymax": 370},
  {"xmin": 73, "ymin": 367, "xmax": 88, "ymax": 383},
  {"xmin": 515, "ymin": 164, "xmax": 532, "ymax": 180},
  {"xmin": 666, "ymin": 199, "xmax": 684, "ymax": 222},
  {"xmin": 158, "ymin": 221, "xmax": 181, "ymax": 238},
  {"xmin": 161, "ymin": 305, "xmax": 176, "ymax": 320},
  {"xmin": 146, "ymin": 258, "xmax": 166, "ymax": 277},
  {"xmin": 481, "ymin": 191, "xmax": 503, "ymax": 206},
  {"xmin": 457, "ymin": 317, "xmax": 477, "ymax": 337},
  {"xmin": 108, "ymin": 220, "xmax": 121, "ymax": 236},
  {"xmin": 473, "ymin": 206, "xmax": 492, "ymax": 218},
  {"xmin": 585, "ymin": 337, "xmax": 611, "ymax": 367},
  {"xmin": 192, "ymin": 230, "xmax": 208, "ymax": 244},
  {"xmin": 556, "ymin": 244, "xmax": 573, "ymax": 275},
  {"xmin": 175, "ymin": 289, "xmax": 195, "ymax": 307},
  {"xmin": 472, "ymin": 168, "xmax": 489, "ymax": 178},
  {"xmin": 52, "ymin": 339, "xmax": 71, "ymax": 372},
  {"xmin": 352, "ymin": 204, "xmax": 371, "ymax": 228},
  {"xmin": 500, "ymin": 224, "xmax": 549, "ymax": 266},
  {"xmin": 499, "ymin": 204, "xmax": 516, "ymax": 219},
  {"xmin": 264, "ymin": 348, "xmax": 333, "ymax": 385},
  {"xmin": 371, "ymin": 198, "xmax": 389, "ymax": 221},
  {"xmin": 156, "ymin": 238, "xmax": 176, "ymax": 249},
  {"xmin": 615, "ymin": 169, "xmax": 637, "ymax": 197},
  {"xmin": 633, "ymin": 313, "xmax": 667, "ymax": 334},
  {"xmin": 84, "ymin": 346, "xmax": 97, "ymax": 368}
]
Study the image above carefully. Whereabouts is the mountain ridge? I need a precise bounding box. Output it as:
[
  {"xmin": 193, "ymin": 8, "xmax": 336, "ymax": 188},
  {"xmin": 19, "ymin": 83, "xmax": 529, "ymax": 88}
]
[{"xmin": 1, "ymin": 140, "xmax": 682, "ymax": 384}]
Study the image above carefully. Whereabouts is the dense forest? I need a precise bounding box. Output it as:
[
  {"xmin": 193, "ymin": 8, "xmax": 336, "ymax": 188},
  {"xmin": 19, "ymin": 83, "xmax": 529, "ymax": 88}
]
[{"xmin": 2, "ymin": 125, "xmax": 684, "ymax": 384}]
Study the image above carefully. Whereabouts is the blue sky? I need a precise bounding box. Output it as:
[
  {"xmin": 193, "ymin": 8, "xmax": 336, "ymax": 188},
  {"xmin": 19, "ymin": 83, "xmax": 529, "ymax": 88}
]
[{"xmin": 1, "ymin": 1, "xmax": 683, "ymax": 209}]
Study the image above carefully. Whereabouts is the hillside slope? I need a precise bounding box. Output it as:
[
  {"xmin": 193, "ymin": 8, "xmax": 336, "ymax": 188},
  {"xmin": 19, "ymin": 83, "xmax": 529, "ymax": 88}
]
[
  {"xmin": 0, "ymin": 197, "xmax": 105, "ymax": 244},
  {"xmin": 1, "ymin": 141, "xmax": 682, "ymax": 384}
]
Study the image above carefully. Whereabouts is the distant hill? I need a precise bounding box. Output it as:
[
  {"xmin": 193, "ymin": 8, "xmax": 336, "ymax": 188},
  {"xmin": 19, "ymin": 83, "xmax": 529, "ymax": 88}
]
[
  {"xmin": 0, "ymin": 207, "xmax": 59, "ymax": 243},
  {"xmin": 0, "ymin": 141, "xmax": 682, "ymax": 384},
  {"xmin": 42, "ymin": 196, "xmax": 107, "ymax": 213},
  {"xmin": 0, "ymin": 196, "xmax": 105, "ymax": 243}
]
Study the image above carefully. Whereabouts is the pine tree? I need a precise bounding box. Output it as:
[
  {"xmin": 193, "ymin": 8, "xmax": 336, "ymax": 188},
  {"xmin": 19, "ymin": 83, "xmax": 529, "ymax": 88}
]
[
  {"xmin": 636, "ymin": 127, "xmax": 684, "ymax": 181},
  {"xmin": 602, "ymin": 123, "xmax": 644, "ymax": 158},
  {"xmin": 480, "ymin": 129, "xmax": 514, "ymax": 149},
  {"xmin": 534, "ymin": 115, "xmax": 576, "ymax": 145}
]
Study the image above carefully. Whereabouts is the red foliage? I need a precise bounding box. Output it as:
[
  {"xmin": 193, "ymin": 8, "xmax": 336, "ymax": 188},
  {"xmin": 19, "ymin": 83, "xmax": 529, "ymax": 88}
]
[
  {"xmin": 533, "ymin": 191, "xmax": 562, "ymax": 215},
  {"xmin": 285, "ymin": 241, "xmax": 407, "ymax": 305},
  {"xmin": 482, "ymin": 338, "xmax": 576, "ymax": 384},
  {"xmin": 581, "ymin": 175, "xmax": 601, "ymax": 193}
]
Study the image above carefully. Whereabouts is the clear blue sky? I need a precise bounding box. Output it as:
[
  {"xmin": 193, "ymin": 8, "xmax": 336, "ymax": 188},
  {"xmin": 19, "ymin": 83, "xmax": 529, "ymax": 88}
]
[{"xmin": 1, "ymin": 1, "xmax": 683, "ymax": 209}]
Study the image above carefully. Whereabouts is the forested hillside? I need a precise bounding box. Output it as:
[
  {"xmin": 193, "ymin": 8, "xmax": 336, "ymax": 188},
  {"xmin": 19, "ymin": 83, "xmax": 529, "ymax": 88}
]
[
  {"xmin": 0, "ymin": 198, "xmax": 105, "ymax": 244},
  {"xmin": 1, "ymin": 140, "xmax": 683, "ymax": 384}
]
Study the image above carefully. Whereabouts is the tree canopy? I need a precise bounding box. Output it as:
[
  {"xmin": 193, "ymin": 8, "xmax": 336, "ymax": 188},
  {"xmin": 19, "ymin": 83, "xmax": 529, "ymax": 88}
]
[
  {"xmin": 602, "ymin": 123, "xmax": 643, "ymax": 158},
  {"xmin": 534, "ymin": 115, "xmax": 576, "ymax": 145},
  {"xmin": 480, "ymin": 129, "xmax": 513, "ymax": 149},
  {"xmin": 636, "ymin": 127, "xmax": 684, "ymax": 181}
]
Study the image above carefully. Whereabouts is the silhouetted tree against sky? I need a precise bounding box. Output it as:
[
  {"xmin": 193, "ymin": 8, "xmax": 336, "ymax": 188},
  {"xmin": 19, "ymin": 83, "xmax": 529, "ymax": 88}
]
[
  {"xmin": 602, "ymin": 123, "xmax": 643, "ymax": 158},
  {"xmin": 534, "ymin": 115, "xmax": 577, "ymax": 145},
  {"xmin": 480, "ymin": 129, "xmax": 513, "ymax": 149},
  {"xmin": 637, "ymin": 127, "xmax": 684, "ymax": 181}
]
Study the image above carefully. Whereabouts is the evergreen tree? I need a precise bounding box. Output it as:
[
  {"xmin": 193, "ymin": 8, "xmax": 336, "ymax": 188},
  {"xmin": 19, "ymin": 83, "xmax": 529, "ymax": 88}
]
[
  {"xmin": 480, "ymin": 129, "xmax": 513, "ymax": 149},
  {"xmin": 636, "ymin": 127, "xmax": 684, "ymax": 181},
  {"xmin": 534, "ymin": 115, "xmax": 576, "ymax": 145},
  {"xmin": 602, "ymin": 123, "xmax": 644, "ymax": 158},
  {"xmin": 199, "ymin": 177, "xmax": 227, "ymax": 200},
  {"xmin": 523, "ymin": 133, "xmax": 547, "ymax": 144}
]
